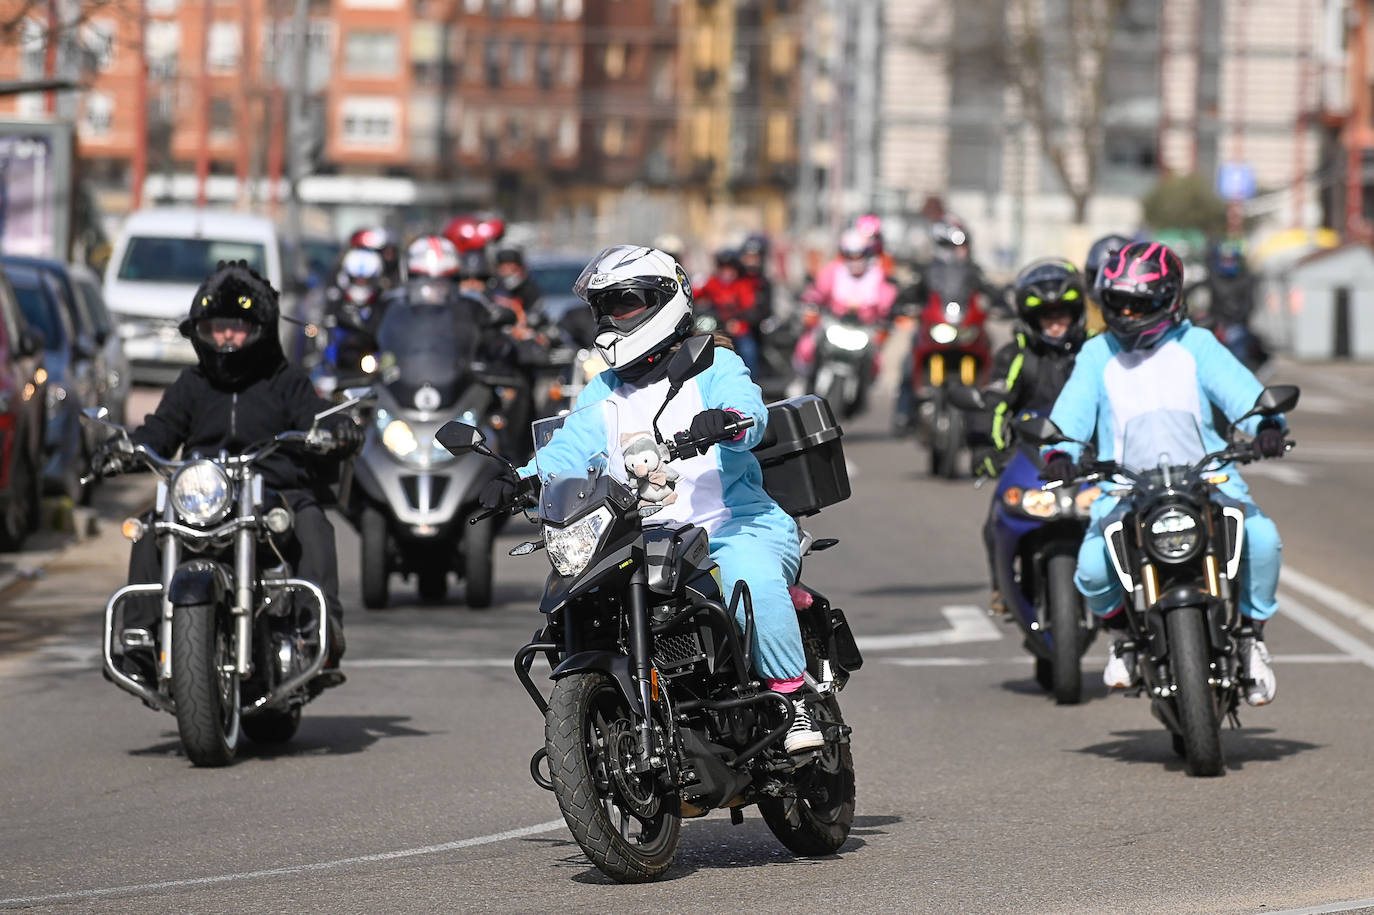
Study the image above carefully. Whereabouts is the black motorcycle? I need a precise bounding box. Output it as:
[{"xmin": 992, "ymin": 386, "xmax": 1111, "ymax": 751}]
[
  {"xmin": 83, "ymin": 391, "xmax": 372, "ymax": 766},
  {"xmin": 1018, "ymin": 385, "xmax": 1298, "ymax": 776},
  {"xmin": 437, "ymin": 336, "xmax": 861, "ymax": 882}
]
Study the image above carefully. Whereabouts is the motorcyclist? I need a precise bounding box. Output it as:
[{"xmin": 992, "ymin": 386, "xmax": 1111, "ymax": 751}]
[
  {"xmin": 348, "ymin": 226, "xmax": 403, "ymax": 285},
  {"xmin": 109, "ymin": 261, "xmax": 363, "ymax": 684},
  {"xmin": 319, "ymin": 247, "xmax": 389, "ymax": 381},
  {"xmin": 478, "ymin": 244, "xmax": 825, "ymax": 755},
  {"xmin": 1042, "ymin": 241, "xmax": 1284, "ymax": 705},
  {"xmin": 968, "ymin": 258, "xmax": 1089, "ymax": 615},
  {"xmin": 1083, "ymin": 233, "xmax": 1131, "ymax": 336},
  {"xmin": 1196, "ymin": 240, "xmax": 1265, "ymax": 369},
  {"xmin": 737, "ymin": 233, "xmax": 775, "ymax": 323},
  {"xmin": 493, "ymin": 247, "xmax": 543, "ymax": 319},
  {"xmin": 694, "ymin": 248, "xmax": 763, "ymax": 374},
  {"xmin": 795, "ymin": 228, "xmax": 897, "ymax": 380}
]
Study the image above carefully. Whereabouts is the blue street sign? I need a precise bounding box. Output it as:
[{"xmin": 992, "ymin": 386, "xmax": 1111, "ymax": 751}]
[{"xmin": 1216, "ymin": 162, "xmax": 1256, "ymax": 202}]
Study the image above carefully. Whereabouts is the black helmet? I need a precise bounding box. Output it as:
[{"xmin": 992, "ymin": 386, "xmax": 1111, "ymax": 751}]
[
  {"xmin": 1084, "ymin": 233, "xmax": 1132, "ymax": 294},
  {"xmin": 713, "ymin": 248, "xmax": 741, "ymax": 270},
  {"xmin": 180, "ymin": 260, "xmax": 284, "ymax": 388},
  {"xmin": 1096, "ymin": 241, "xmax": 1186, "ymax": 351},
  {"xmin": 458, "ymin": 250, "xmax": 492, "ymax": 281},
  {"xmin": 1012, "ymin": 257, "xmax": 1087, "ymax": 354},
  {"xmin": 494, "ymin": 247, "xmax": 525, "ymax": 268}
]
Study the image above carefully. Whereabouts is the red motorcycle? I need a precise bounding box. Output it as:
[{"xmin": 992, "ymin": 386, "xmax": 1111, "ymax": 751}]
[{"xmin": 909, "ymin": 260, "xmax": 993, "ymax": 478}]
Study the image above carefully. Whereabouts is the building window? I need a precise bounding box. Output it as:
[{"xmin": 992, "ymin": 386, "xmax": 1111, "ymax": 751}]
[
  {"xmin": 464, "ymin": 0, "xmax": 482, "ymax": 11},
  {"xmin": 343, "ymin": 0, "xmax": 401, "ymax": 9},
  {"xmin": 536, "ymin": 43, "xmax": 553, "ymax": 90},
  {"xmin": 484, "ymin": 39, "xmax": 502, "ymax": 87},
  {"xmin": 83, "ymin": 21, "xmax": 117, "ymax": 72},
  {"xmin": 602, "ymin": 119, "xmax": 625, "ymax": 157},
  {"xmin": 344, "ymin": 30, "xmax": 399, "ymax": 76},
  {"xmin": 489, "ymin": 0, "xmax": 506, "ymax": 17},
  {"xmin": 603, "ymin": 43, "xmax": 625, "ymax": 80},
  {"xmin": 766, "ymin": 111, "xmax": 792, "ymax": 161},
  {"xmin": 210, "ymin": 96, "xmax": 235, "ymax": 139},
  {"xmin": 511, "ymin": 0, "xmax": 534, "ymax": 14},
  {"xmin": 207, "ymin": 22, "xmax": 241, "ymax": 72},
  {"xmin": 82, "ymin": 92, "xmax": 114, "ymax": 137},
  {"xmin": 559, "ymin": 45, "xmax": 579, "ymax": 86},
  {"xmin": 557, "ymin": 113, "xmax": 577, "ymax": 156},
  {"xmin": 146, "ymin": 0, "xmax": 177, "ymax": 13},
  {"xmin": 537, "ymin": 0, "xmax": 556, "ymax": 19},
  {"xmin": 460, "ymin": 109, "xmax": 481, "ymax": 154},
  {"xmin": 509, "ymin": 40, "xmax": 529, "ymax": 83},
  {"xmin": 340, "ymin": 96, "xmax": 400, "ymax": 148},
  {"xmin": 650, "ymin": 55, "xmax": 672, "ymax": 101},
  {"xmin": 561, "ymin": 0, "xmax": 580, "ymax": 19},
  {"xmin": 147, "ymin": 21, "xmax": 179, "ymax": 78}
]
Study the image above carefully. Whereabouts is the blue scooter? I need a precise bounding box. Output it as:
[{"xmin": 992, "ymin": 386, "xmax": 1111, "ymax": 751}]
[{"xmin": 951, "ymin": 388, "xmax": 1098, "ymax": 704}]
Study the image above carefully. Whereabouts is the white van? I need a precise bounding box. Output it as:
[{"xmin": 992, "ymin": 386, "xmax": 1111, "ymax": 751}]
[{"xmin": 103, "ymin": 209, "xmax": 284, "ymax": 383}]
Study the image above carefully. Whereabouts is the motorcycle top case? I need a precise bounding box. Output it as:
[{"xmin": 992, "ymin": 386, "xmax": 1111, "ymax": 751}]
[{"xmin": 752, "ymin": 394, "xmax": 851, "ymax": 517}]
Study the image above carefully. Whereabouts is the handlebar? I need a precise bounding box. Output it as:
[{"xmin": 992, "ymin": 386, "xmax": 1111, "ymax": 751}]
[
  {"xmin": 1045, "ymin": 438, "xmax": 1294, "ymax": 491},
  {"xmin": 664, "ymin": 417, "xmax": 755, "ymax": 462}
]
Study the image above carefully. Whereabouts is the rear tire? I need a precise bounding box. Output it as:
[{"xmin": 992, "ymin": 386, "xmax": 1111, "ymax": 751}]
[
  {"xmin": 463, "ymin": 515, "xmax": 494, "ymax": 609},
  {"xmin": 170, "ymin": 603, "xmax": 240, "ymax": 767},
  {"xmin": 759, "ymin": 695, "xmax": 856, "ymax": 855},
  {"xmin": 545, "ymin": 672, "xmax": 680, "ymax": 883},
  {"xmin": 360, "ymin": 505, "xmax": 390, "ymax": 610},
  {"xmin": 1047, "ymin": 554, "xmax": 1084, "ymax": 705},
  {"xmin": 242, "ymin": 707, "xmax": 301, "ymax": 744},
  {"xmin": 1167, "ymin": 608, "xmax": 1225, "ymax": 777},
  {"xmin": 931, "ymin": 400, "xmax": 963, "ymax": 479}
]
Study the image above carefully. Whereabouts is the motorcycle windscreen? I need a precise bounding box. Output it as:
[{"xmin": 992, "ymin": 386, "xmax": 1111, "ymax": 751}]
[
  {"xmin": 376, "ymin": 301, "xmax": 479, "ymax": 409},
  {"xmin": 532, "ymin": 401, "xmax": 616, "ymax": 488},
  {"xmin": 926, "ymin": 261, "xmax": 978, "ymax": 309},
  {"xmin": 1117, "ymin": 409, "xmax": 1207, "ymax": 473}
]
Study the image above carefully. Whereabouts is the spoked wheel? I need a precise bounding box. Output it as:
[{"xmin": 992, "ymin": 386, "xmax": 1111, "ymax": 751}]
[
  {"xmin": 1167, "ymin": 607, "xmax": 1225, "ymax": 777},
  {"xmin": 545, "ymin": 672, "xmax": 680, "ymax": 883},
  {"xmin": 759, "ymin": 695, "xmax": 856, "ymax": 855},
  {"xmin": 170, "ymin": 603, "xmax": 241, "ymax": 767},
  {"xmin": 1046, "ymin": 554, "xmax": 1085, "ymax": 705}
]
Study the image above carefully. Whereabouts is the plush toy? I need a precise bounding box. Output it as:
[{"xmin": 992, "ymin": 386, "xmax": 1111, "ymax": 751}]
[{"xmin": 621, "ymin": 431, "xmax": 680, "ymax": 506}]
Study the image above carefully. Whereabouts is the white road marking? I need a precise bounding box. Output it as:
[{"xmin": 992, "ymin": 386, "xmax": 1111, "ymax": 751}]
[
  {"xmin": 1282, "ymin": 566, "xmax": 1374, "ymax": 636},
  {"xmin": 1245, "ymin": 462, "xmax": 1311, "ymax": 485},
  {"xmin": 1265, "ymin": 896, "xmax": 1374, "ymax": 915},
  {"xmin": 1277, "ymin": 593, "xmax": 1374, "ymax": 671},
  {"xmin": 880, "ymin": 653, "xmax": 1357, "ymax": 668},
  {"xmin": 854, "ymin": 605, "xmax": 1002, "ymax": 651},
  {"xmin": 348, "ymin": 658, "xmax": 513, "ymax": 669},
  {"xmin": 0, "ymin": 819, "xmax": 567, "ymax": 908}
]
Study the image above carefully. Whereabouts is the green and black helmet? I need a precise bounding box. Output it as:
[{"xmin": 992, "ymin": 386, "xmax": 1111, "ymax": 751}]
[{"xmin": 1012, "ymin": 257, "xmax": 1087, "ymax": 354}]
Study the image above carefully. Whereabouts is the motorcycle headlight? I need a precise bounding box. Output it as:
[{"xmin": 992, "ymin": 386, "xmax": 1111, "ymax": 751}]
[
  {"xmin": 170, "ymin": 460, "xmax": 232, "ymax": 526},
  {"xmin": 929, "ymin": 322, "xmax": 958, "ymax": 344},
  {"xmin": 375, "ymin": 409, "xmax": 452, "ymax": 467},
  {"xmin": 45, "ymin": 383, "xmax": 68, "ymax": 412},
  {"xmin": 825, "ymin": 324, "xmax": 870, "ymax": 351},
  {"xmin": 1019, "ymin": 488, "xmax": 1062, "ymax": 519},
  {"xmin": 1146, "ymin": 507, "xmax": 1203, "ymax": 562},
  {"xmin": 545, "ymin": 506, "xmax": 613, "ymax": 578}
]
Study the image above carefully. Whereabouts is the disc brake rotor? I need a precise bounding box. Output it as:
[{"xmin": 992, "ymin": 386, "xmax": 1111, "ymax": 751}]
[{"xmin": 606, "ymin": 721, "xmax": 660, "ymax": 819}]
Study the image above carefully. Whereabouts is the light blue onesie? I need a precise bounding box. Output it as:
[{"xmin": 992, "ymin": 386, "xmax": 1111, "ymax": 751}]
[
  {"xmin": 1046, "ymin": 321, "xmax": 1283, "ymax": 620},
  {"xmin": 519, "ymin": 346, "xmax": 806, "ymax": 680}
]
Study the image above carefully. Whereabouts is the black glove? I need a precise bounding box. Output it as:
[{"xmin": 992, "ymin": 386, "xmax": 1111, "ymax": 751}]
[
  {"xmin": 1040, "ymin": 450, "xmax": 1075, "ymax": 484},
  {"xmin": 479, "ymin": 475, "xmax": 519, "ymax": 511},
  {"xmin": 321, "ymin": 414, "xmax": 364, "ymax": 455},
  {"xmin": 688, "ymin": 409, "xmax": 738, "ymax": 448},
  {"xmin": 93, "ymin": 444, "xmax": 132, "ymax": 477},
  {"xmin": 972, "ymin": 447, "xmax": 999, "ymax": 479},
  {"xmin": 1253, "ymin": 420, "xmax": 1286, "ymax": 459}
]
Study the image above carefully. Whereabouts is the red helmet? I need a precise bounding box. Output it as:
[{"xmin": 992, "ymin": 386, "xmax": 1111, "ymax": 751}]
[{"xmin": 442, "ymin": 215, "xmax": 506, "ymax": 253}]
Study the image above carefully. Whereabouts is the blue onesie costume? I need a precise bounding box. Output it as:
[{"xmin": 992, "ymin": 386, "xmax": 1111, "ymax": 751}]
[
  {"xmin": 519, "ymin": 346, "xmax": 806, "ymax": 681},
  {"xmin": 1046, "ymin": 320, "xmax": 1283, "ymax": 621}
]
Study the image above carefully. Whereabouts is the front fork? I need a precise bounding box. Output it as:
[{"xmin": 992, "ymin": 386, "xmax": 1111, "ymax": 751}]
[
  {"xmin": 626, "ymin": 570, "xmax": 657, "ymax": 768},
  {"xmin": 157, "ymin": 486, "xmax": 177, "ymax": 681},
  {"xmin": 233, "ymin": 478, "xmax": 259, "ymax": 677}
]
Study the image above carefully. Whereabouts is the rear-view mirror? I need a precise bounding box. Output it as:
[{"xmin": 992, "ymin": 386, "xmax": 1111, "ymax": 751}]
[
  {"xmin": 1254, "ymin": 384, "xmax": 1299, "ymax": 416},
  {"xmin": 1014, "ymin": 415, "xmax": 1067, "ymax": 447},
  {"xmin": 947, "ymin": 385, "xmax": 986, "ymax": 412},
  {"xmin": 666, "ymin": 334, "xmax": 715, "ymax": 391},
  {"xmin": 437, "ymin": 421, "xmax": 486, "ymax": 456}
]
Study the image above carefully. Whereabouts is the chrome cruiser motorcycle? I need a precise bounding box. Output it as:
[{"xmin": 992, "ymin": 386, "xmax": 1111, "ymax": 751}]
[
  {"xmin": 84, "ymin": 391, "xmax": 371, "ymax": 767},
  {"xmin": 1020, "ymin": 385, "xmax": 1298, "ymax": 777},
  {"xmin": 437, "ymin": 336, "xmax": 861, "ymax": 882}
]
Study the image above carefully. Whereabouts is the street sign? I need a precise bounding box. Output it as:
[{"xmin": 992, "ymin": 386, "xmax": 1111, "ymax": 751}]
[{"xmin": 1217, "ymin": 162, "xmax": 1257, "ymax": 202}]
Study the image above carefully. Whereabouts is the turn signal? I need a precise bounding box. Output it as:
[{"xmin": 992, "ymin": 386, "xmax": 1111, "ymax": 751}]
[
  {"xmin": 121, "ymin": 518, "xmax": 146, "ymax": 542},
  {"xmin": 650, "ymin": 667, "xmax": 660, "ymax": 703},
  {"xmin": 1206, "ymin": 474, "xmax": 1229, "ymax": 485},
  {"xmin": 1002, "ymin": 486, "xmax": 1023, "ymax": 507}
]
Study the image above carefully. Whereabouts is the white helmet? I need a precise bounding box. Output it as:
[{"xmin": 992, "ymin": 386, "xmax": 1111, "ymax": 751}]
[
  {"xmin": 573, "ymin": 245, "xmax": 693, "ymax": 370},
  {"xmin": 406, "ymin": 235, "xmax": 461, "ymax": 279},
  {"xmin": 337, "ymin": 247, "xmax": 386, "ymax": 306}
]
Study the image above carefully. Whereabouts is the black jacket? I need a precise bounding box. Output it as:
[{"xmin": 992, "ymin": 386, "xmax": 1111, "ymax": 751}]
[
  {"xmin": 132, "ymin": 361, "xmax": 333, "ymax": 492},
  {"xmin": 969, "ymin": 329, "xmax": 1078, "ymax": 458}
]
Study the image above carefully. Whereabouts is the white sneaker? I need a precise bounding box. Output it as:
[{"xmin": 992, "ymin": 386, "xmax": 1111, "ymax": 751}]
[
  {"xmin": 1242, "ymin": 637, "xmax": 1277, "ymax": 706},
  {"xmin": 784, "ymin": 698, "xmax": 825, "ymax": 754},
  {"xmin": 1103, "ymin": 641, "xmax": 1137, "ymax": 689}
]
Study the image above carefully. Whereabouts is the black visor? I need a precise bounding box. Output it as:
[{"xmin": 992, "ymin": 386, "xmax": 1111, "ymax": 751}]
[
  {"xmin": 1099, "ymin": 288, "xmax": 1171, "ymax": 317},
  {"xmin": 588, "ymin": 282, "xmax": 674, "ymax": 332}
]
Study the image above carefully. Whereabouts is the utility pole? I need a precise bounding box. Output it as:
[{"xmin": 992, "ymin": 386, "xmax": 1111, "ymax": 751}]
[
  {"xmin": 851, "ymin": 0, "xmax": 880, "ymax": 216},
  {"xmin": 285, "ymin": 0, "xmax": 310, "ymax": 281},
  {"xmin": 195, "ymin": 0, "xmax": 212, "ymax": 208},
  {"xmin": 131, "ymin": 0, "xmax": 148, "ymax": 209}
]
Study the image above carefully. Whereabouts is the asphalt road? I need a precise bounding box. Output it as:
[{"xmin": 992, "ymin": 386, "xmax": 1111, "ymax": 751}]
[{"xmin": 3, "ymin": 363, "xmax": 1374, "ymax": 914}]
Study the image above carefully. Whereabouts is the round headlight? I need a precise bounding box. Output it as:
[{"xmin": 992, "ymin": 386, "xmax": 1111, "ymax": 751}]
[
  {"xmin": 929, "ymin": 322, "xmax": 959, "ymax": 344},
  {"xmin": 170, "ymin": 460, "xmax": 232, "ymax": 525},
  {"xmin": 1147, "ymin": 507, "xmax": 1202, "ymax": 562},
  {"xmin": 381, "ymin": 418, "xmax": 418, "ymax": 457}
]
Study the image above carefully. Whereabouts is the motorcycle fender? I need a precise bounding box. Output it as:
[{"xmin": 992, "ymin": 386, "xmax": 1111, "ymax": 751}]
[
  {"xmin": 167, "ymin": 559, "xmax": 232, "ymax": 608},
  {"xmin": 551, "ymin": 651, "xmax": 645, "ymax": 719}
]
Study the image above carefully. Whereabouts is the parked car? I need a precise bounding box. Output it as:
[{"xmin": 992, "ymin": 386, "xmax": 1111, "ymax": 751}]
[
  {"xmin": 6, "ymin": 264, "xmax": 94, "ymax": 502},
  {"xmin": 0, "ymin": 255, "xmax": 129, "ymax": 429},
  {"xmin": 103, "ymin": 209, "xmax": 284, "ymax": 384},
  {"xmin": 0, "ymin": 266, "xmax": 49, "ymax": 549}
]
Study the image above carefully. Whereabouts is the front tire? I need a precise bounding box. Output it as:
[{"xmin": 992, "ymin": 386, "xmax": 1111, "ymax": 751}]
[
  {"xmin": 1167, "ymin": 608, "xmax": 1225, "ymax": 777},
  {"xmin": 1047, "ymin": 554, "xmax": 1084, "ymax": 705},
  {"xmin": 360, "ymin": 505, "xmax": 390, "ymax": 610},
  {"xmin": 759, "ymin": 695, "xmax": 856, "ymax": 855},
  {"xmin": 545, "ymin": 672, "xmax": 680, "ymax": 883},
  {"xmin": 170, "ymin": 603, "xmax": 241, "ymax": 767},
  {"xmin": 462, "ymin": 515, "xmax": 494, "ymax": 609}
]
